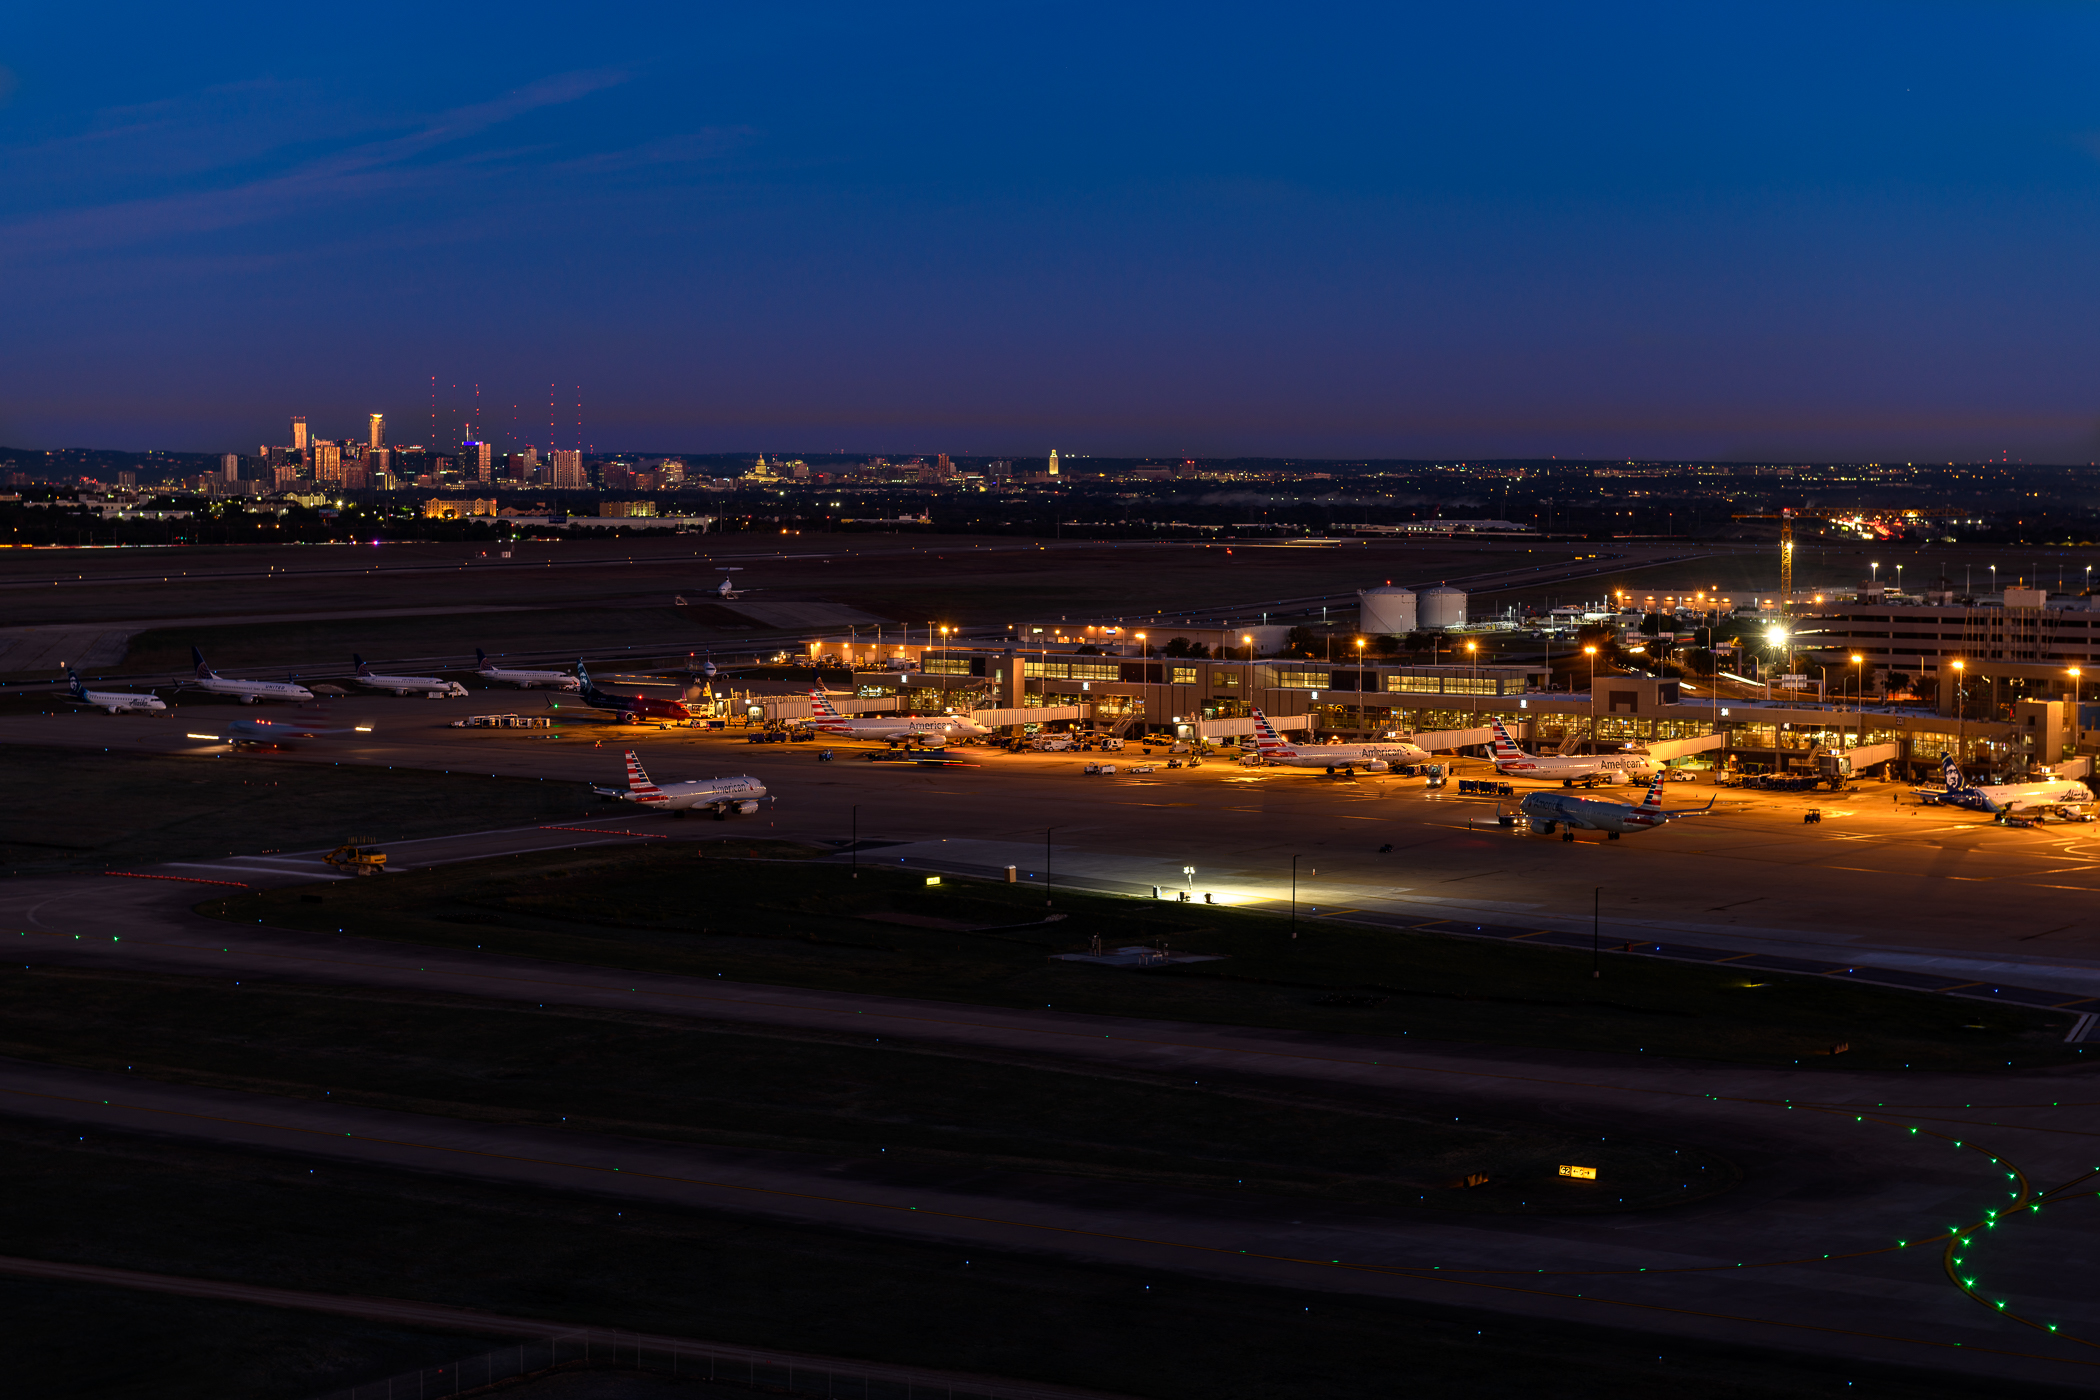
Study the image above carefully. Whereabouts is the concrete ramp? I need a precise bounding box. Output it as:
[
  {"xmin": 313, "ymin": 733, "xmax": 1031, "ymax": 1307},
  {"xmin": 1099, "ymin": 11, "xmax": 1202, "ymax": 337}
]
[{"xmin": 0, "ymin": 627, "xmax": 133, "ymax": 676}]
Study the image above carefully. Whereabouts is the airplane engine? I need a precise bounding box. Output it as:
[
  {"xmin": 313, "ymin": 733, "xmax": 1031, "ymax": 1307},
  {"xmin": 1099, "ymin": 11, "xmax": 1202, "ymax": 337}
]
[
  {"xmin": 920, "ymin": 733, "xmax": 948, "ymax": 747},
  {"xmin": 1364, "ymin": 760, "xmax": 1390, "ymax": 773},
  {"xmin": 1607, "ymin": 770, "xmax": 1630, "ymax": 785},
  {"xmin": 1530, "ymin": 820, "xmax": 1554, "ymax": 835},
  {"xmin": 736, "ymin": 800, "xmax": 760, "ymax": 814}
]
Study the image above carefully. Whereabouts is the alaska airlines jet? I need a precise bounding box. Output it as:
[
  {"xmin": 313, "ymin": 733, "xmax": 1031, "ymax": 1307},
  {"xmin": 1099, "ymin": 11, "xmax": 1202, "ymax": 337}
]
[
  {"xmin": 1488, "ymin": 718, "xmax": 1659, "ymax": 786},
  {"xmin": 1248, "ymin": 710, "xmax": 1428, "ymax": 773},
  {"xmin": 593, "ymin": 750, "xmax": 767, "ymax": 817},
  {"xmin": 1914, "ymin": 754, "xmax": 2094, "ymax": 820},
  {"xmin": 64, "ymin": 668, "xmax": 166, "ymax": 715},
  {"xmin": 804, "ymin": 689, "xmax": 991, "ymax": 743},
  {"xmin": 574, "ymin": 662, "xmax": 694, "ymax": 724},
  {"xmin": 475, "ymin": 649, "xmax": 581, "ymax": 690},
  {"xmin": 1519, "ymin": 771, "xmax": 1713, "ymax": 840},
  {"xmin": 186, "ymin": 648, "xmax": 314, "ymax": 704}
]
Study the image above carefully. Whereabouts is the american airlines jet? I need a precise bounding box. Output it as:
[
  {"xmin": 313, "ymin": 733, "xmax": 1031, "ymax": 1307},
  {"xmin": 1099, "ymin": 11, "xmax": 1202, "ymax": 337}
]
[
  {"xmin": 64, "ymin": 667, "xmax": 166, "ymax": 715},
  {"xmin": 1248, "ymin": 711, "xmax": 1428, "ymax": 773},
  {"xmin": 1488, "ymin": 718, "xmax": 1659, "ymax": 786},
  {"xmin": 594, "ymin": 750, "xmax": 767, "ymax": 817},
  {"xmin": 186, "ymin": 648, "xmax": 314, "ymax": 704},
  {"xmin": 804, "ymin": 689, "xmax": 992, "ymax": 744},
  {"xmin": 1519, "ymin": 770, "xmax": 1712, "ymax": 840}
]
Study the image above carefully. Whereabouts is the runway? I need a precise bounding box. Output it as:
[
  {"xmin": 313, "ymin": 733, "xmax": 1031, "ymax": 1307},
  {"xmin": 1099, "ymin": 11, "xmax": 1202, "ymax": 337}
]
[{"xmin": 8, "ymin": 871, "xmax": 2100, "ymax": 1386}]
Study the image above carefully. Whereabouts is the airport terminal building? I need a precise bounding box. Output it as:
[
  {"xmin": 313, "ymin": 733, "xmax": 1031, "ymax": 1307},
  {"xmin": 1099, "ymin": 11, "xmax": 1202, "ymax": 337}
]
[{"xmin": 842, "ymin": 644, "xmax": 2083, "ymax": 781}]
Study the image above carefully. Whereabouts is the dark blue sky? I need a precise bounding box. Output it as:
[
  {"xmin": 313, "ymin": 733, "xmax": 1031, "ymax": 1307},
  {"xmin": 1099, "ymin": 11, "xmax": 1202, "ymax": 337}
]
[{"xmin": 5, "ymin": 3, "xmax": 2100, "ymax": 460}]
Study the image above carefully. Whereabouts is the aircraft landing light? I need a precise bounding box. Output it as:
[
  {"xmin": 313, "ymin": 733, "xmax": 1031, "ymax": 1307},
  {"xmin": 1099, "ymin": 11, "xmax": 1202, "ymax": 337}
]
[{"xmin": 185, "ymin": 733, "xmax": 220, "ymax": 740}]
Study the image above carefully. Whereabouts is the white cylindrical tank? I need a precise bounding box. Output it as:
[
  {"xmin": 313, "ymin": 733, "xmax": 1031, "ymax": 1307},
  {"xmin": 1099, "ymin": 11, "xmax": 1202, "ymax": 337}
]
[
  {"xmin": 1357, "ymin": 585, "xmax": 1416, "ymax": 635},
  {"xmin": 1419, "ymin": 584, "xmax": 1468, "ymax": 630}
]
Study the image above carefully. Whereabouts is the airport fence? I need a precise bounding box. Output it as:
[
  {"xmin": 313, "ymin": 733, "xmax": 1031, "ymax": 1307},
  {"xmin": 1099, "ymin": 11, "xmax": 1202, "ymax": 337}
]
[{"xmin": 312, "ymin": 1328, "xmax": 1111, "ymax": 1400}]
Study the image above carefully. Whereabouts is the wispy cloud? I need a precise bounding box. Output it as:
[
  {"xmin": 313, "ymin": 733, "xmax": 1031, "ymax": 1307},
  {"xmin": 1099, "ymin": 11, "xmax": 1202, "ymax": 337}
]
[{"xmin": 0, "ymin": 69, "xmax": 628, "ymax": 261}]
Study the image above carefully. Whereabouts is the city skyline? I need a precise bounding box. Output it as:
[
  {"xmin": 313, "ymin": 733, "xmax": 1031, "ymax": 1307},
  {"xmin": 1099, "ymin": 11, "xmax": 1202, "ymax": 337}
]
[{"xmin": 6, "ymin": 5, "xmax": 2100, "ymax": 460}]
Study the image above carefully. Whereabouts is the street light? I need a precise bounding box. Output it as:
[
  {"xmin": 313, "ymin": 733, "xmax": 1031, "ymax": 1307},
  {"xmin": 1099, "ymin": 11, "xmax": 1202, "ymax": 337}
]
[
  {"xmin": 2071, "ymin": 666, "xmax": 2083, "ymax": 753},
  {"xmin": 1851, "ymin": 652, "xmax": 1864, "ymax": 746},
  {"xmin": 1583, "ymin": 644, "xmax": 1598, "ymax": 749},
  {"xmin": 1952, "ymin": 659, "xmax": 1966, "ymax": 774},
  {"xmin": 1465, "ymin": 639, "xmax": 1479, "ymax": 717}
]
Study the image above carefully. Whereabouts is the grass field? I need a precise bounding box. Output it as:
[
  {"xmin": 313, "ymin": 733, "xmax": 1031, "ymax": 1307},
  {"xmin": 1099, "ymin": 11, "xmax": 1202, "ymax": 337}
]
[
  {"xmin": 0, "ymin": 966, "xmax": 1737, "ymax": 1215},
  {"xmin": 0, "ymin": 745, "xmax": 598, "ymax": 874},
  {"xmin": 119, "ymin": 606, "xmax": 703, "ymax": 675},
  {"xmin": 0, "ymin": 1274, "xmax": 493, "ymax": 1400},
  {"xmin": 208, "ymin": 845, "xmax": 2077, "ymax": 1072},
  {"xmin": 0, "ymin": 1118, "xmax": 2063, "ymax": 1400}
]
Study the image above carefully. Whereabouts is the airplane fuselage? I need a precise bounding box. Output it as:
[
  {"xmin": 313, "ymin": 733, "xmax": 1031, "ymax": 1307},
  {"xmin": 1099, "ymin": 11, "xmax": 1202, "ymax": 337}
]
[
  {"xmin": 355, "ymin": 673, "xmax": 469, "ymax": 698},
  {"xmin": 73, "ymin": 688, "xmax": 166, "ymax": 714},
  {"xmin": 478, "ymin": 665, "xmax": 580, "ymax": 691},
  {"xmin": 1520, "ymin": 790, "xmax": 1674, "ymax": 834},
  {"xmin": 1938, "ymin": 780, "xmax": 2094, "ymax": 815},
  {"xmin": 1260, "ymin": 741, "xmax": 1428, "ymax": 770},
  {"xmin": 616, "ymin": 775, "xmax": 767, "ymax": 811},
  {"xmin": 194, "ymin": 677, "xmax": 314, "ymax": 704},
  {"xmin": 1494, "ymin": 752, "xmax": 1658, "ymax": 783}
]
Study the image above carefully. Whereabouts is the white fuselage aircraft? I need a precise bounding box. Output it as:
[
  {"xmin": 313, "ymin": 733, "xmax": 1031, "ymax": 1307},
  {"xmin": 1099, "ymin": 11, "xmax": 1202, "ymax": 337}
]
[
  {"xmin": 803, "ymin": 689, "xmax": 992, "ymax": 744},
  {"xmin": 352, "ymin": 654, "xmax": 469, "ymax": 698},
  {"xmin": 1913, "ymin": 754, "xmax": 2095, "ymax": 821},
  {"xmin": 187, "ymin": 648, "xmax": 314, "ymax": 704},
  {"xmin": 1519, "ymin": 771, "xmax": 1713, "ymax": 841},
  {"xmin": 65, "ymin": 668, "xmax": 166, "ymax": 715},
  {"xmin": 595, "ymin": 750, "xmax": 767, "ymax": 817},
  {"xmin": 1249, "ymin": 711, "xmax": 1428, "ymax": 772},
  {"xmin": 1488, "ymin": 718, "xmax": 1659, "ymax": 786},
  {"xmin": 475, "ymin": 649, "xmax": 580, "ymax": 690},
  {"xmin": 188, "ymin": 704, "xmax": 372, "ymax": 747}
]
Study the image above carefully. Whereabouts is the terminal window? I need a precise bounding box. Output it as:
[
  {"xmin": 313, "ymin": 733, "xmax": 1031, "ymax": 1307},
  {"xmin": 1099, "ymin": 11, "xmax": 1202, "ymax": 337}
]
[
  {"xmin": 1171, "ymin": 667, "xmax": 1199, "ymax": 685},
  {"xmin": 1385, "ymin": 675, "xmax": 1443, "ymax": 694}
]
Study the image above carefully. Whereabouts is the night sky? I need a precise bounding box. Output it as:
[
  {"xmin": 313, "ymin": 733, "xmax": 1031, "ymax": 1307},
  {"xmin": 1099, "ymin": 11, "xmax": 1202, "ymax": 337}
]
[{"xmin": 4, "ymin": 4, "xmax": 2099, "ymax": 460}]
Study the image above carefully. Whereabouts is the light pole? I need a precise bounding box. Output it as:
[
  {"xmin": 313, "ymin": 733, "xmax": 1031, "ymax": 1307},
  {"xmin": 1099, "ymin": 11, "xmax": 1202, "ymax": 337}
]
[
  {"xmin": 1243, "ymin": 633, "xmax": 1254, "ymax": 726},
  {"xmin": 1952, "ymin": 659, "xmax": 1966, "ymax": 776},
  {"xmin": 1851, "ymin": 652, "xmax": 1864, "ymax": 747},
  {"xmin": 1591, "ymin": 887, "xmax": 1601, "ymax": 979},
  {"xmin": 1895, "ymin": 563, "xmax": 1903, "ymax": 596},
  {"xmin": 1465, "ymin": 640, "xmax": 1479, "ymax": 718},
  {"xmin": 2071, "ymin": 666, "xmax": 2083, "ymax": 756},
  {"xmin": 1584, "ymin": 644, "xmax": 1598, "ymax": 750}
]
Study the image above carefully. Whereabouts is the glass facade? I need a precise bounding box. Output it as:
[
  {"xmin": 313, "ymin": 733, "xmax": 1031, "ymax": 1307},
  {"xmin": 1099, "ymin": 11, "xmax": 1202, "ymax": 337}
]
[{"xmin": 1273, "ymin": 668, "xmax": 1328, "ymax": 689}]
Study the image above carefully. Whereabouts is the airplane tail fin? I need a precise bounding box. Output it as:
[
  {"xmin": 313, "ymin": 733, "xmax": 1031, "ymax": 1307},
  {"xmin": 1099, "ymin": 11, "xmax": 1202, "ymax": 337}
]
[
  {"xmin": 1639, "ymin": 770, "xmax": 1668, "ymax": 808},
  {"xmin": 623, "ymin": 749, "xmax": 666, "ymax": 803},
  {"xmin": 576, "ymin": 660, "xmax": 592, "ymax": 690},
  {"xmin": 1943, "ymin": 753, "xmax": 1963, "ymax": 791},
  {"xmin": 192, "ymin": 646, "xmax": 214, "ymax": 679},
  {"xmin": 353, "ymin": 654, "xmax": 372, "ymax": 676},
  {"xmin": 476, "ymin": 648, "xmax": 489, "ymax": 669},
  {"xmin": 1488, "ymin": 717, "xmax": 1529, "ymax": 761},
  {"xmin": 66, "ymin": 667, "xmax": 85, "ymax": 697},
  {"xmin": 1250, "ymin": 710, "xmax": 1294, "ymax": 756},
  {"xmin": 808, "ymin": 688, "xmax": 841, "ymax": 718}
]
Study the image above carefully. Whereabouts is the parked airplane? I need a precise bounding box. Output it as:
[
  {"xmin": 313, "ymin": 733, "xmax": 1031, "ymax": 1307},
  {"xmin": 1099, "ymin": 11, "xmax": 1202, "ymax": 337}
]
[
  {"xmin": 475, "ymin": 649, "xmax": 580, "ymax": 691},
  {"xmin": 1519, "ymin": 771, "xmax": 1714, "ymax": 840},
  {"xmin": 64, "ymin": 667, "xmax": 166, "ymax": 715},
  {"xmin": 1488, "ymin": 718, "xmax": 1660, "ymax": 786},
  {"xmin": 351, "ymin": 654, "xmax": 470, "ymax": 698},
  {"xmin": 572, "ymin": 661, "xmax": 695, "ymax": 724},
  {"xmin": 1914, "ymin": 754, "xmax": 2095, "ymax": 820},
  {"xmin": 803, "ymin": 689, "xmax": 992, "ymax": 744},
  {"xmin": 186, "ymin": 648, "xmax": 314, "ymax": 704},
  {"xmin": 593, "ymin": 750, "xmax": 767, "ymax": 817},
  {"xmin": 1249, "ymin": 711, "xmax": 1428, "ymax": 773},
  {"xmin": 186, "ymin": 703, "xmax": 372, "ymax": 747}
]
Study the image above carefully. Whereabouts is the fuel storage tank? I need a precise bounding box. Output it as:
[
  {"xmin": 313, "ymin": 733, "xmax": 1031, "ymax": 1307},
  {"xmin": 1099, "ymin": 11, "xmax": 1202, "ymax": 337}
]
[
  {"xmin": 1356, "ymin": 585, "xmax": 1416, "ymax": 635},
  {"xmin": 1418, "ymin": 584, "xmax": 1468, "ymax": 630}
]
